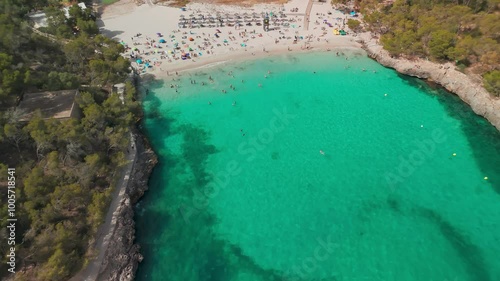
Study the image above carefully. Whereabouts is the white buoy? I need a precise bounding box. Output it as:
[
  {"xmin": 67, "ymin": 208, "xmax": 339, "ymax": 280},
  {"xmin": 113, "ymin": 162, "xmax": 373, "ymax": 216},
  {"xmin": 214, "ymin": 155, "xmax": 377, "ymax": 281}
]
[
  {"xmin": 452, "ymin": 153, "xmax": 456, "ymax": 156},
  {"xmin": 484, "ymin": 177, "xmax": 488, "ymax": 180}
]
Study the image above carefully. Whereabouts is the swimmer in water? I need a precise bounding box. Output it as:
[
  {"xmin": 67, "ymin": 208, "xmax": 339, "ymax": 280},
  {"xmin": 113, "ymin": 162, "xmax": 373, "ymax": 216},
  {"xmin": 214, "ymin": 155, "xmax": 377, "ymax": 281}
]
[
  {"xmin": 208, "ymin": 101, "xmax": 211, "ymax": 105},
  {"xmin": 232, "ymin": 101, "xmax": 236, "ymax": 106},
  {"xmin": 258, "ymin": 84, "xmax": 262, "ymax": 87},
  {"xmin": 264, "ymin": 75, "xmax": 267, "ymax": 78},
  {"xmin": 320, "ymin": 150, "xmax": 325, "ymax": 155}
]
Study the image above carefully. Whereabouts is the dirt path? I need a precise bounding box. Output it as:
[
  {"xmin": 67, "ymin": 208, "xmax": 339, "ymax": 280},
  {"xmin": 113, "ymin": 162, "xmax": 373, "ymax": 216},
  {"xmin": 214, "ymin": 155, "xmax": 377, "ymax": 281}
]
[
  {"xmin": 70, "ymin": 133, "xmax": 138, "ymax": 281},
  {"xmin": 304, "ymin": 0, "xmax": 313, "ymax": 30}
]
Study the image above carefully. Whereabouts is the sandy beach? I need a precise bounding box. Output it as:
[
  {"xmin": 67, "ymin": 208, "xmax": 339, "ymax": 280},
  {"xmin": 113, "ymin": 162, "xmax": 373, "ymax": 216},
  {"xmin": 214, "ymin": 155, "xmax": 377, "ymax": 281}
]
[{"xmin": 98, "ymin": 0, "xmax": 361, "ymax": 77}]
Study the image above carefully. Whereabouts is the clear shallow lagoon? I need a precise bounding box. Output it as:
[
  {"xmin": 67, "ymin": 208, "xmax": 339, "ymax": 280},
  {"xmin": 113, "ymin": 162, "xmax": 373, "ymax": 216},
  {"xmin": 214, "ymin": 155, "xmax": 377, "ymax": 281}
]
[{"xmin": 135, "ymin": 52, "xmax": 500, "ymax": 281}]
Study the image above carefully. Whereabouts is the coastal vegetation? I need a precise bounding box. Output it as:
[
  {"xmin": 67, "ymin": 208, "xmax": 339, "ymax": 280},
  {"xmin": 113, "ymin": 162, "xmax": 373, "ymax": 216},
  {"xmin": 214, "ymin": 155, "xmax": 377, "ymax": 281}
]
[
  {"xmin": 333, "ymin": 0, "xmax": 500, "ymax": 96},
  {"xmin": 0, "ymin": 0, "xmax": 139, "ymax": 280}
]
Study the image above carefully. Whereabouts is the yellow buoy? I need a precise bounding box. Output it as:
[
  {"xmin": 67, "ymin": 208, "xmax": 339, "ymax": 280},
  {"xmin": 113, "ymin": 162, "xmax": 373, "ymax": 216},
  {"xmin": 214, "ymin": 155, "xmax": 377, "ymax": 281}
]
[
  {"xmin": 452, "ymin": 153, "xmax": 456, "ymax": 156},
  {"xmin": 484, "ymin": 177, "xmax": 488, "ymax": 180}
]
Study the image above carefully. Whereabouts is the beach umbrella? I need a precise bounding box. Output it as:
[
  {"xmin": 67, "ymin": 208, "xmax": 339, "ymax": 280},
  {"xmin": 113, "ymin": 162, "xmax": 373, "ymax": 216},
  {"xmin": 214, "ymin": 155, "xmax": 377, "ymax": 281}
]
[
  {"xmin": 136, "ymin": 59, "xmax": 143, "ymax": 64},
  {"xmin": 159, "ymin": 38, "xmax": 166, "ymax": 43},
  {"xmin": 189, "ymin": 37, "xmax": 194, "ymax": 41}
]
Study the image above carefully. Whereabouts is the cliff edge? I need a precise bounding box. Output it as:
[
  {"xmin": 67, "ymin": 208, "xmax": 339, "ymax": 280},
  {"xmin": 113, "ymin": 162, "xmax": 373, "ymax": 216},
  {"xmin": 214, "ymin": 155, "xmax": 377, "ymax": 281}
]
[
  {"xmin": 359, "ymin": 33, "xmax": 500, "ymax": 131},
  {"xmin": 96, "ymin": 130, "xmax": 157, "ymax": 281}
]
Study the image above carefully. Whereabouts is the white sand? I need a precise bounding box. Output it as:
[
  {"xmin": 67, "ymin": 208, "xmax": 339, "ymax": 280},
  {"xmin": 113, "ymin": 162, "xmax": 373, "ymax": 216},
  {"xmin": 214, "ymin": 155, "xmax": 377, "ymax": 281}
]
[{"xmin": 99, "ymin": 0, "xmax": 361, "ymax": 78}]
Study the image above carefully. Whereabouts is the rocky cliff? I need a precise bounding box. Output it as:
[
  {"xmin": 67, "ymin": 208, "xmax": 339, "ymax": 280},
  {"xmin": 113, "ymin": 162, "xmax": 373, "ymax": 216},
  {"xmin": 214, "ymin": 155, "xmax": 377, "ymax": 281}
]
[
  {"xmin": 359, "ymin": 33, "xmax": 500, "ymax": 131},
  {"xmin": 96, "ymin": 130, "xmax": 157, "ymax": 281}
]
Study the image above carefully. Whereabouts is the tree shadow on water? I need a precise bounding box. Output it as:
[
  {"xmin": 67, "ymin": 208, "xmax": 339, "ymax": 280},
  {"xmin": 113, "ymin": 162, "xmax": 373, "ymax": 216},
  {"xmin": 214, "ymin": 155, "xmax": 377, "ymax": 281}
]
[{"xmin": 397, "ymin": 75, "xmax": 500, "ymax": 193}]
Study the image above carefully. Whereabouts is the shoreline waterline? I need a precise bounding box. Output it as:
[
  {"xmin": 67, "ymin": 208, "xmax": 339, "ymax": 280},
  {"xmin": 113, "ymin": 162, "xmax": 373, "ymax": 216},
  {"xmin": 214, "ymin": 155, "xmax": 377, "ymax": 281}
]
[
  {"xmin": 136, "ymin": 51, "xmax": 500, "ymax": 281},
  {"xmin": 93, "ymin": 0, "xmax": 500, "ymax": 279}
]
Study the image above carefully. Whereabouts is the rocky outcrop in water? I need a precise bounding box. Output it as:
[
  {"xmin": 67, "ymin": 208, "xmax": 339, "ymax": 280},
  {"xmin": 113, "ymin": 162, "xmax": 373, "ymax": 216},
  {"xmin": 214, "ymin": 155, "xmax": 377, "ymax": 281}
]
[
  {"xmin": 358, "ymin": 33, "xmax": 500, "ymax": 131},
  {"xmin": 97, "ymin": 131, "xmax": 157, "ymax": 281}
]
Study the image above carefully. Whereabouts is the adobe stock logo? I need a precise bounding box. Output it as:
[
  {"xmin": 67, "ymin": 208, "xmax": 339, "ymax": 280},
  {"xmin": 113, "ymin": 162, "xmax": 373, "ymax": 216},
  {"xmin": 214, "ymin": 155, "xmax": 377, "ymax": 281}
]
[
  {"xmin": 385, "ymin": 128, "xmax": 447, "ymax": 191},
  {"xmin": 282, "ymin": 235, "xmax": 339, "ymax": 281},
  {"xmin": 179, "ymin": 107, "xmax": 296, "ymax": 223}
]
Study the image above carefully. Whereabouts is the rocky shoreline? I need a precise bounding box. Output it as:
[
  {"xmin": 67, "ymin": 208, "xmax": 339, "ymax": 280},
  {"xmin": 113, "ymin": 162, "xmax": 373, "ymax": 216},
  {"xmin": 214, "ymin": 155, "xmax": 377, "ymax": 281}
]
[
  {"xmin": 96, "ymin": 128, "xmax": 157, "ymax": 281},
  {"xmin": 358, "ymin": 32, "xmax": 500, "ymax": 131},
  {"xmin": 92, "ymin": 30, "xmax": 500, "ymax": 281}
]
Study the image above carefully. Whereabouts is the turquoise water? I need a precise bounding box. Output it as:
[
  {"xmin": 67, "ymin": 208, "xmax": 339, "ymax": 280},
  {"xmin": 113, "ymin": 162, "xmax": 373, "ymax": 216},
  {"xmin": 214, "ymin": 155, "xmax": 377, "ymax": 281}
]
[{"xmin": 135, "ymin": 52, "xmax": 500, "ymax": 281}]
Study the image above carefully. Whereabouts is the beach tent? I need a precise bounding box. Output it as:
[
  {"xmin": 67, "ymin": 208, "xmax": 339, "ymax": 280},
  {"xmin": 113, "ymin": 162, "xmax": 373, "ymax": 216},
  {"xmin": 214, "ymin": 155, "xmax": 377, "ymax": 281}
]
[
  {"xmin": 189, "ymin": 37, "xmax": 194, "ymax": 41},
  {"xmin": 339, "ymin": 30, "xmax": 347, "ymax": 35},
  {"xmin": 136, "ymin": 59, "xmax": 143, "ymax": 64},
  {"xmin": 159, "ymin": 39, "xmax": 166, "ymax": 43}
]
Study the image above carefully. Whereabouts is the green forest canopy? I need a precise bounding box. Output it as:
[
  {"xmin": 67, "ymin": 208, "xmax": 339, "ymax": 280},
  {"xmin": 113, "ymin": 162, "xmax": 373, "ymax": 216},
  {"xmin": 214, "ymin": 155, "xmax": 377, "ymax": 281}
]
[
  {"xmin": 336, "ymin": 0, "xmax": 500, "ymax": 96},
  {"xmin": 0, "ymin": 0, "xmax": 139, "ymax": 280}
]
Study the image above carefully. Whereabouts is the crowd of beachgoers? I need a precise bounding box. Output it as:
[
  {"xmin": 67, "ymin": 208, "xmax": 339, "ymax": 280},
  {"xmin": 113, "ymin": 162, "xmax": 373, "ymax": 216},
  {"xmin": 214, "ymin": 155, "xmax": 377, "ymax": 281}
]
[{"xmin": 100, "ymin": 0, "xmax": 359, "ymax": 76}]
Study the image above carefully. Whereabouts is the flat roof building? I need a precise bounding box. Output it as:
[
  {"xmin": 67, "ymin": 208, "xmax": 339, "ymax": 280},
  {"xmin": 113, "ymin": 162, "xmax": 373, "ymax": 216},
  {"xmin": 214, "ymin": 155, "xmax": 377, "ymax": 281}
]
[{"xmin": 17, "ymin": 90, "xmax": 81, "ymax": 121}]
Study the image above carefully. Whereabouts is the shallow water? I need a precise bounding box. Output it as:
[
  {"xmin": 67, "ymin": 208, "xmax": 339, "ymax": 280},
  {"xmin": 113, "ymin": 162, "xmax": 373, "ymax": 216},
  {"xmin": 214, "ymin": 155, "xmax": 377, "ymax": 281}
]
[{"xmin": 135, "ymin": 52, "xmax": 500, "ymax": 281}]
